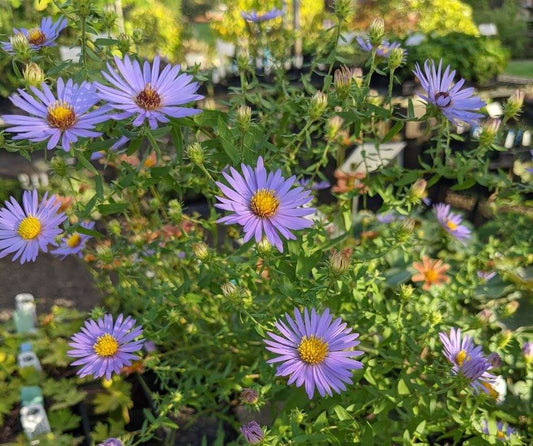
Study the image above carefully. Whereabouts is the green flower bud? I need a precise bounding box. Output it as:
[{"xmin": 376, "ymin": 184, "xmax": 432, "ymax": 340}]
[
  {"xmin": 237, "ymin": 49, "xmax": 250, "ymax": 72},
  {"xmin": 187, "ymin": 143, "xmax": 204, "ymax": 166},
  {"xmin": 429, "ymin": 311, "xmax": 442, "ymax": 325},
  {"xmin": 503, "ymin": 90, "xmax": 525, "ymax": 120},
  {"xmin": 240, "ymin": 388, "xmax": 259, "ymax": 405},
  {"xmin": 168, "ymin": 199, "xmax": 183, "ymax": 224},
  {"xmin": 290, "ymin": 408, "xmax": 306, "ymax": 424},
  {"xmin": 23, "ymin": 63, "xmax": 45, "ymax": 88},
  {"xmin": 117, "ymin": 33, "xmax": 132, "ymax": 55},
  {"xmin": 503, "ymin": 300, "xmax": 519, "ymax": 317},
  {"xmin": 257, "ymin": 238, "xmax": 272, "ymax": 256},
  {"xmin": 478, "ymin": 119, "xmax": 501, "ymax": 148},
  {"xmin": 221, "ymin": 282, "xmax": 240, "ymax": 300},
  {"xmin": 96, "ymin": 245, "xmax": 114, "ymax": 264},
  {"xmin": 50, "ymin": 156, "xmax": 68, "ymax": 177},
  {"xmin": 334, "ymin": 0, "xmax": 352, "ymax": 22},
  {"xmin": 108, "ymin": 219, "xmax": 121, "ymax": 236},
  {"xmin": 192, "ymin": 242, "xmax": 209, "ymax": 261},
  {"xmin": 497, "ymin": 329, "xmax": 512, "ymax": 349},
  {"xmin": 90, "ymin": 306, "xmax": 107, "ymax": 320},
  {"xmin": 388, "ymin": 47, "xmax": 405, "ymax": 70},
  {"xmin": 399, "ymin": 284, "xmax": 414, "ymax": 301},
  {"xmin": 395, "ymin": 218, "xmax": 415, "ymax": 242},
  {"xmin": 310, "ymin": 91, "xmax": 328, "ymax": 119},
  {"xmin": 10, "ymin": 33, "xmax": 30, "ymax": 58},
  {"xmin": 326, "ymin": 116, "xmax": 344, "ymax": 141},
  {"xmin": 149, "ymin": 197, "xmax": 162, "ymax": 211},
  {"xmin": 236, "ymin": 105, "xmax": 252, "ymax": 131},
  {"xmin": 409, "ymin": 178, "xmax": 427, "ymax": 202},
  {"xmin": 329, "ymin": 248, "xmax": 351, "ymax": 275},
  {"xmin": 369, "ymin": 18, "xmax": 385, "ymax": 46}
]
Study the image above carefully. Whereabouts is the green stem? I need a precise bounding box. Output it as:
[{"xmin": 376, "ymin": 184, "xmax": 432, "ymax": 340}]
[
  {"xmin": 327, "ymin": 18, "xmax": 342, "ymax": 78},
  {"xmin": 80, "ymin": 15, "xmax": 87, "ymax": 72}
]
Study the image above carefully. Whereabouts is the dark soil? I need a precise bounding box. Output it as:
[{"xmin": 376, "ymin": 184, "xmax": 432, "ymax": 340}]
[{"xmin": 0, "ymin": 253, "xmax": 102, "ymax": 319}]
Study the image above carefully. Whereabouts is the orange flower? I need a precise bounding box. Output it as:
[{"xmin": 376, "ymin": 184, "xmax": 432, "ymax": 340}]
[
  {"xmin": 54, "ymin": 195, "xmax": 73, "ymax": 212},
  {"xmin": 332, "ymin": 169, "xmax": 367, "ymax": 194},
  {"xmin": 412, "ymin": 256, "xmax": 450, "ymax": 290}
]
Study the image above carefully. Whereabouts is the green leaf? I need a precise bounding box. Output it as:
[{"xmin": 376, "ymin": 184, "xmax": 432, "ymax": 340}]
[
  {"xmin": 98, "ymin": 202, "xmax": 129, "ymax": 215},
  {"xmin": 333, "ymin": 405, "xmax": 353, "ymax": 421},
  {"xmin": 397, "ymin": 378, "xmax": 410, "ymax": 395},
  {"xmin": 382, "ymin": 121, "xmax": 404, "ymax": 144},
  {"xmin": 217, "ymin": 116, "xmax": 239, "ymax": 164},
  {"xmin": 76, "ymin": 151, "xmax": 98, "ymax": 175},
  {"xmin": 48, "ymin": 409, "xmax": 81, "ymax": 433}
]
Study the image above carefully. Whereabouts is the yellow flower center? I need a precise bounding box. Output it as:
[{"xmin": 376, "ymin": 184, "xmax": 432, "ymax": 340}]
[
  {"xmin": 17, "ymin": 216, "xmax": 41, "ymax": 240},
  {"xmin": 481, "ymin": 381, "xmax": 499, "ymax": 400},
  {"xmin": 93, "ymin": 333, "xmax": 119, "ymax": 357},
  {"xmin": 455, "ymin": 350, "xmax": 469, "ymax": 366},
  {"xmin": 425, "ymin": 269, "xmax": 438, "ymax": 282},
  {"xmin": 297, "ymin": 335, "xmax": 328, "ymax": 365},
  {"xmin": 66, "ymin": 233, "xmax": 82, "ymax": 248},
  {"xmin": 250, "ymin": 189, "xmax": 279, "ymax": 218},
  {"xmin": 27, "ymin": 28, "xmax": 46, "ymax": 46},
  {"xmin": 135, "ymin": 84, "xmax": 162, "ymax": 111},
  {"xmin": 496, "ymin": 430, "xmax": 505, "ymax": 440},
  {"xmin": 47, "ymin": 101, "xmax": 77, "ymax": 130},
  {"xmin": 446, "ymin": 220, "xmax": 457, "ymax": 231}
]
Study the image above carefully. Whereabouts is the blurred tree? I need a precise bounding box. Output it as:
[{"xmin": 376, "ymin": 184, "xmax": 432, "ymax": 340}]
[
  {"xmin": 352, "ymin": 0, "xmax": 478, "ymax": 37},
  {"xmin": 463, "ymin": 0, "xmax": 529, "ymax": 58}
]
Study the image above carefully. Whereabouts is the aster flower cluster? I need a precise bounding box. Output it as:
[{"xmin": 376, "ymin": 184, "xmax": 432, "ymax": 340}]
[
  {"xmin": 1, "ymin": 16, "xmax": 67, "ymax": 54},
  {"xmin": 357, "ymin": 36, "xmax": 402, "ymax": 58},
  {"xmin": 439, "ymin": 328, "xmax": 496, "ymax": 393},
  {"xmin": 241, "ymin": 8, "xmax": 284, "ymax": 23},
  {"xmin": 2, "ymin": 50, "xmax": 203, "ymax": 154},
  {"xmin": 0, "ymin": 190, "xmax": 95, "ymax": 264}
]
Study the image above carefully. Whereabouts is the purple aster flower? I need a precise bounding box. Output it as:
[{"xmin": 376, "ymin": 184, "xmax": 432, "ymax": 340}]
[
  {"xmin": 356, "ymin": 36, "xmax": 401, "ymax": 58},
  {"xmin": 2, "ymin": 79, "xmax": 109, "ymax": 151},
  {"xmin": 51, "ymin": 221, "xmax": 95, "ymax": 260},
  {"xmin": 482, "ymin": 420, "xmax": 516, "ymax": 441},
  {"xmin": 1, "ymin": 16, "xmax": 67, "ymax": 54},
  {"xmin": 0, "ymin": 190, "xmax": 66, "ymax": 264},
  {"xmin": 376, "ymin": 211, "xmax": 405, "ymax": 224},
  {"xmin": 68, "ymin": 314, "xmax": 144, "ymax": 381},
  {"xmin": 264, "ymin": 307, "xmax": 364, "ymax": 399},
  {"xmin": 90, "ymin": 135, "xmax": 129, "ymax": 161},
  {"xmin": 215, "ymin": 156, "xmax": 315, "ymax": 252},
  {"xmin": 98, "ymin": 439, "xmax": 123, "ymax": 446},
  {"xmin": 439, "ymin": 328, "xmax": 495, "ymax": 393},
  {"xmin": 522, "ymin": 342, "xmax": 533, "ymax": 362},
  {"xmin": 477, "ymin": 270, "xmax": 496, "ymax": 282},
  {"xmin": 97, "ymin": 55, "xmax": 203, "ymax": 130},
  {"xmin": 413, "ymin": 59, "xmax": 485, "ymax": 125},
  {"xmin": 241, "ymin": 8, "xmax": 284, "ymax": 23},
  {"xmin": 433, "ymin": 203, "xmax": 471, "ymax": 243},
  {"xmin": 298, "ymin": 178, "xmax": 331, "ymax": 191},
  {"xmin": 240, "ymin": 421, "xmax": 264, "ymax": 445}
]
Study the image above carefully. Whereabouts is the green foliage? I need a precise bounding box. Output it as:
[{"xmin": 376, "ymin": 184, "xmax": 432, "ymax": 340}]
[
  {"xmin": 0, "ymin": 2, "xmax": 532, "ymax": 445},
  {"xmin": 404, "ymin": 33, "xmax": 510, "ymax": 84}
]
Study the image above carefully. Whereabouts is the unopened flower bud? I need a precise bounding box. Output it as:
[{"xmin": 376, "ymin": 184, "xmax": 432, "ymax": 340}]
[
  {"xmin": 168, "ymin": 199, "xmax": 183, "ymax": 224},
  {"xmin": 221, "ymin": 282, "xmax": 239, "ymax": 299},
  {"xmin": 310, "ymin": 91, "xmax": 328, "ymax": 118},
  {"xmin": 477, "ymin": 308, "xmax": 493, "ymax": 324},
  {"xmin": 237, "ymin": 49, "xmax": 250, "ymax": 72},
  {"xmin": 388, "ymin": 47, "xmax": 405, "ymax": 70},
  {"xmin": 396, "ymin": 218, "xmax": 415, "ymax": 242},
  {"xmin": 497, "ymin": 330, "xmax": 512, "ymax": 349},
  {"xmin": 399, "ymin": 284, "xmax": 414, "ymax": 301},
  {"xmin": 429, "ymin": 311, "xmax": 442, "ymax": 325},
  {"xmin": 291, "ymin": 408, "xmax": 305, "ymax": 424},
  {"xmin": 187, "ymin": 143, "xmax": 204, "ymax": 166},
  {"xmin": 50, "ymin": 155, "xmax": 67, "ymax": 177},
  {"xmin": 487, "ymin": 352, "xmax": 502, "ymax": 368},
  {"xmin": 102, "ymin": 9, "xmax": 117, "ymax": 30},
  {"xmin": 334, "ymin": 66, "xmax": 361, "ymax": 98},
  {"xmin": 326, "ymin": 116, "xmax": 344, "ymax": 140},
  {"xmin": 23, "ymin": 63, "xmax": 45, "ymax": 87},
  {"xmin": 334, "ymin": 0, "xmax": 352, "ymax": 21},
  {"xmin": 192, "ymin": 242, "xmax": 209, "ymax": 261},
  {"xmin": 240, "ymin": 388, "xmax": 259, "ymax": 405},
  {"xmin": 503, "ymin": 300, "xmax": 519, "ymax": 317},
  {"xmin": 236, "ymin": 105, "xmax": 252, "ymax": 131},
  {"xmin": 257, "ymin": 238, "xmax": 272, "ymax": 256},
  {"xmin": 10, "ymin": 33, "xmax": 30, "ymax": 57},
  {"xmin": 96, "ymin": 244, "xmax": 114, "ymax": 264},
  {"xmin": 329, "ymin": 248, "xmax": 352, "ymax": 275},
  {"xmin": 76, "ymin": 0, "xmax": 93, "ymax": 17},
  {"xmin": 369, "ymin": 18, "xmax": 385, "ymax": 46},
  {"xmin": 522, "ymin": 342, "xmax": 532, "ymax": 364},
  {"xmin": 117, "ymin": 33, "xmax": 132, "ymax": 55},
  {"xmin": 504, "ymin": 90, "xmax": 525, "ymax": 120},
  {"xmin": 479, "ymin": 119, "xmax": 501, "ymax": 148},
  {"xmin": 108, "ymin": 219, "xmax": 121, "ymax": 236},
  {"xmin": 410, "ymin": 178, "xmax": 427, "ymax": 201}
]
